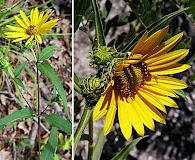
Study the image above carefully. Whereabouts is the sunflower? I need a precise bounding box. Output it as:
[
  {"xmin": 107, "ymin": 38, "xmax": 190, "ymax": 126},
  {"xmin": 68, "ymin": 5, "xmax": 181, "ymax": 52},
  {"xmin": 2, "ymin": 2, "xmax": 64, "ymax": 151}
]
[
  {"xmin": 5, "ymin": 7, "xmax": 58, "ymax": 45},
  {"xmin": 92, "ymin": 26, "xmax": 190, "ymax": 140}
]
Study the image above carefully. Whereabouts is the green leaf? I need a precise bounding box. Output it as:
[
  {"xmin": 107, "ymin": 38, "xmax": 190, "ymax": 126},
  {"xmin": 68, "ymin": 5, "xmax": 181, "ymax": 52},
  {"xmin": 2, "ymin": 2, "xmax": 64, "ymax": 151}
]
[
  {"xmin": 40, "ymin": 127, "xmax": 58, "ymax": 160},
  {"xmin": 39, "ymin": 46, "xmax": 57, "ymax": 61},
  {"xmin": 92, "ymin": 128, "xmax": 105, "ymax": 160},
  {"xmin": 74, "ymin": 105, "xmax": 93, "ymax": 153},
  {"xmin": 74, "ymin": 73, "xmax": 81, "ymax": 93},
  {"xmin": 92, "ymin": 0, "xmax": 106, "ymax": 47},
  {"xmin": 0, "ymin": 108, "xmax": 34, "ymax": 129},
  {"xmin": 187, "ymin": 53, "xmax": 195, "ymax": 64},
  {"xmin": 121, "ymin": 7, "xmax": 192, "ymax": 52},
  {"xmin": 111, "ymin": 136, "xmax": 148, "ymax": 160},
  {"xmin": 13, "ymin": 78, "xmax": 25, "ymax": 90},
  {"xmin": 173, "ymin": 89, "xmax": 187, "ymax": 100},
  {"xmin": 189, "ymin": 74, "xmax": 195, "ymax": 83},
  {"xmin": 80, "ymin": 134, "xmax": 93, "ymax": 143},
  {"xmin": 14, "ymin": 61, "xmax": 27, "ymax": 77},
  {"xmin": 75, "ymin": 0, "xmax": 91, "ymax": 32},
  {"xmin": 45, "ymin": 113, "xmax": 72, "ymax": 134},
  {"xmin": 37, "ymin": 61, "xmax": 70, "ymax": 119}
]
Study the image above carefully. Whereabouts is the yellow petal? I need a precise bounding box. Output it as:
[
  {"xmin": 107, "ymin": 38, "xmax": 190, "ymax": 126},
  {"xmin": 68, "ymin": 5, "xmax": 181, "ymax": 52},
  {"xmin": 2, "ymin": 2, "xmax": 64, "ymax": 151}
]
[
  {"xmin": 127, "ymin": 99, "xmax": 145, "ymax": 137},
  {"xmin": 146, "ymin": 32, "xmax": 183, "ymax": 59},
  {"xmin": 25, "ymin": 35, "xmax": 34, "ymax": 45},
  {"xmin": 146, "ymin": 49, "xmax": 189, "ymax": 66},
  {"xmin": 39, "ymin": 9, "xmax": 53, "ymax": 26},
  {"xmin": 33, "ymin": 7, "xmax": 39, "ymax": 25},
  {"xmin": 37, "ymin": 11, "xmax": 44, "ymax": 25},
  {"xmin": 12, "ymin": 35, "xmax": 30, "ymax": 42},
  {"xmin": 131, "ymin": 31, "xmax": 148, "ymax": 54},
  {"xmin": 154, "ymin": 94, "xmax": 178, "ymax": 108},
  {"xmin": 146, "ymin": 76, "xmax": 188, "ymax": 89},
  {"xmin": 139, "ymin": 89, "xmax": 167, "ymax": 113},
  {"xmin": 35, "ymin": 34, "xmax": 42, "ymax": 44},
  {"xmin": 14, "ymin": 16, "xmax": 28, "ymax": 29},
  {"xmin": 133, "ymin": 95, "xmax": 155, "ymax": 131},
  {"xmin": 139, "ymin": 26, "xmax": 169, "ymax": 55},
  {"xmin": 143, "ymin": 84, "xmax": 178, "ymax": 97},
  {"xmin": 150, "ymin": 63, "xmax": 191, "ymax": 75},
  {"xmin": 6, "ymin": 25, "xmax": 26, "ymax": 32},
  {"xmin": 118, "ymin": 97, "xmax": 132, "ymax": 140},
  {"xmin": 104, "ymin": 89, "xmax": 117, "ymax": 135},
  {"xmin": 5, "ymin": 32, "xmax": 29, "ymax": 38},
  {"xmin": 137, "ymin": 92, "xmax": 166, "ymax": 124},
  {"xmin": 93, "ymin": 89, "xmax": 112, "ymax": 120},
  {"xmin": 30, "ymin": 8, "xmax": 35, "ymax": 24},
  {"xmin": 20, "ymin": 10, "xmax": 30, "ymax": 27}
]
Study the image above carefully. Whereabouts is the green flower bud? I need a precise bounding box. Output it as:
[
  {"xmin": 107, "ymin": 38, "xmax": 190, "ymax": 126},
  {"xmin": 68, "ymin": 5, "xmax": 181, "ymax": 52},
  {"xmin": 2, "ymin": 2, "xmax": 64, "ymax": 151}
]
[
  {"xmin": 0, "ymin": 57, "xmax": 10, "ymax": 69},
  {"xmin": 90, "ymin": 46, "xmax": 116, "ymax": 67},
  {"xmin": 80, "ymin": 76, "xmax": 106, "ymax": 107}
]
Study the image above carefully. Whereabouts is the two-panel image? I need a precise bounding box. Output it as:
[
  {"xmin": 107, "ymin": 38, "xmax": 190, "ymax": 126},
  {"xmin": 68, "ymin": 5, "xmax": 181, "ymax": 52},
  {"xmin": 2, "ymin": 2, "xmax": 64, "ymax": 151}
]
[{"xmin": 0, "ymin": 0, "xmax": 194, "ymax": 160}]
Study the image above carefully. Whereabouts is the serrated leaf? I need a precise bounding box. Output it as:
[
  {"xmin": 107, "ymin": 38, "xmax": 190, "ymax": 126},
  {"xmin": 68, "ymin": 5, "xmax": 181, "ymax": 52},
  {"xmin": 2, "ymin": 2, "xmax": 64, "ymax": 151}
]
[
  {"xmin": 0, "ymin": 108, "xmax": 34, "ymax": 129},
  {"xmin": 37, "ymin": 61, "xmax": 70, "ymax": 119},
  {"xmin": 92, "ymin": 0, "xmax": 106, "ymax": 47},
  {"xmin": 111, "ymin": 136, "xmax": 148, "ymax": 160},
  {"xmin": 92, "ymin": 128, "xmax": 105, "ymax": 160},
  {"xmin": 40, "ymin": 127, "xmax": 58, "ymax": 160},
  {"xmin": 14, "ymin": 61, "xmax": 27, "ymax": 77},
  {"xmin": 173, "ymin": 89, "xmax": 187, "ymax": 100},
  {"xmin": 13, "ymin": 78, "xmax": 25, "ymax": 90},
  {"xmin": 39, "ymin": 46, "xmax": 57, "ymax": 61},
  {"xmin": 45, "ymin": 113, "xmax": 72, "ymax": 134}
]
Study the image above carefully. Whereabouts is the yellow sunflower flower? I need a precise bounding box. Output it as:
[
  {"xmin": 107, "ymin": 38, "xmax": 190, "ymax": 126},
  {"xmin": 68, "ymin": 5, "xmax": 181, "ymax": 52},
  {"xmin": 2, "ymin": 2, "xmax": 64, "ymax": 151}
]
[
  {"xmin": 5, "ymin": 7, "xmax": 58, "ymax": 45},
  {"xmin": 92, "ymin": 26, "xmax": 191, "ymax": 140}
]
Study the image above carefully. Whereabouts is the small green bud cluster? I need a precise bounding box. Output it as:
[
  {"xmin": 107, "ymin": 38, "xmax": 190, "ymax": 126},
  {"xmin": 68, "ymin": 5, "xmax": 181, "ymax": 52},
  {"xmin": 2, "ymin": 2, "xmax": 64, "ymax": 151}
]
[
  {"xmin": 80, "ymin": 76, "xmax": 106, "ymax": 107},
  {"xmin": 90, "ymin": 46, "xmax": 116, "ymax": 68},
  {"xmin": 0, "ymin": 57, "xmax": 10, "ymax": 69}
]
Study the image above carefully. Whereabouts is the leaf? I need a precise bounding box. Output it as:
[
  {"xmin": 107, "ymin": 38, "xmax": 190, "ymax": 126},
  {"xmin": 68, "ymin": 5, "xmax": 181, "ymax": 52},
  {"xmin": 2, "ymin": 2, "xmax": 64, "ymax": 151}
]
[
  {"xmin": 39, "ymin": 46, "xmax": 57, "ymax": 61},
  {"xmin": 75, "ymin": 0, "xmax": 91, "ymax": 32},
  {"xmin": 13, "ymin": 78, "xmax": 25, "ymax": 90},
  {"xmin": 121, "ymin": 7, "xmax": 193, "ymax": 52},
  {"xmin": 187, "ymin": 53, "xmax": 195, "ymax": 64},
  {"xmin": 111, "ymin": 136, "xmax": 148, "ymax": 160},
  {"xmin": 74, "ymin": 105, "xmax": 93, "ymax": 153},
  {"xmin": 92, "ymin": 128, "xmax": 105, "ymax": 160},
  {"xmin": 74, "ymin": 73, "xmax": 81, "ymax": 93},
  {"xmin": 37, "ymin": 61, "xmax": 70, "ymax": 119},
  {"xmin": 92, "ymin": 0, "xmax": 106, "ymax": 47},
  {"xmin": 40, "ymin": 127, "xmax": 58, "ymax": 160},
  {"xmin": 80, "ymin": 134, "xmax": 93, "ymax": 143},
  {"xmin": 173, "ymin": 89, "xmax": 187, "ymax": 100},
  {"xmin": 0, "ymin": 108, "xmax": 34, "ymax": 129},
  {"xmin": 14, "ymin": 61, "xmax": 27, "ymax": 77},
  {"xmin": 45, "ymin": 113, "xmax": 72, "ymax": 134}
]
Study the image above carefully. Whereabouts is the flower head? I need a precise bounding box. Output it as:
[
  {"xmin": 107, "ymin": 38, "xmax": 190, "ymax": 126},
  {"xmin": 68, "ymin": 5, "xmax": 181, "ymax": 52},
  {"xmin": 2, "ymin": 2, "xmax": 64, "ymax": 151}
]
[
  {"xmin": 5, "ymin": 7, "xmax": 58, "ymax": 45},
  {"xmin": 92, "ymin": 26, "xmax": 191, "ymax": 140}
]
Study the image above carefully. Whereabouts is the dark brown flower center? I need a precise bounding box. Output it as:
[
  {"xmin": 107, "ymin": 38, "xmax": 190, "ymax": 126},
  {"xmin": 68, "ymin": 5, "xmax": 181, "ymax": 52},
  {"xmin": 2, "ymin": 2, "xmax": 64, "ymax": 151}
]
[
  {"xmin": 114, "ymin": 62, "xmax": 150, "ymax": 98},
  {"xmin": 27, "ymin": 25, "xmax": 37, "ymax": 35}
]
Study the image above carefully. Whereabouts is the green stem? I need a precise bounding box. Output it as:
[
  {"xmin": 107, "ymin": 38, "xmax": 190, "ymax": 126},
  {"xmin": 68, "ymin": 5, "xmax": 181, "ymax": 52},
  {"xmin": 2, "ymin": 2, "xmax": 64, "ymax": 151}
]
[
  {"xmin": 88, "ymin": 115, "xmax": 93, "ymax": 160},
  {"xmin": 74, "ymin": 104, "xmax": 93, "ymax": 154},
  {"xmin": 35, "ymin": 43, "xmax": 41, "ymax": 160},
  {"xmin": 91, "ymin": 0, "xmax": 106, "ymax": 47}
]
